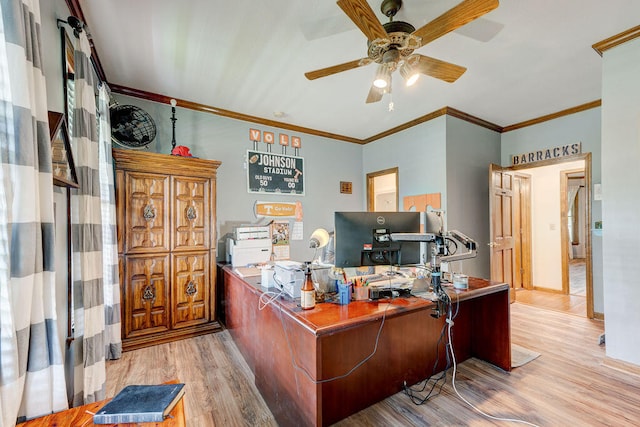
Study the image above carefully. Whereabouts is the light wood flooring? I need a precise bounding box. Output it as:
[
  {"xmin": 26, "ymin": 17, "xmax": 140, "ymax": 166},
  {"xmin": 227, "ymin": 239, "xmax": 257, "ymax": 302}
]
[
  {"xmin": 514, "ymin": 258, "xmax": 588, "ymax": 317},
  {"xmin": 515, "ymin": 288, "xmax": 586, "ymax": 317},
  {"xmin": 569, "ymin": 258, "xmax": 586, "ymax": 296},
  {"xmin": 105, "ymin": 303, "xmax": 640, "ymax": 426}
]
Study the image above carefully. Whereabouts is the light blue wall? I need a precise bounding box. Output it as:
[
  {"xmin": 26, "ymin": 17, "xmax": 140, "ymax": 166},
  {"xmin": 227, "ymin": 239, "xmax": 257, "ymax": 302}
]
[
  {"xmin": 501, "ymin": 107, "xmax": 604, "ymax": 313},
  {"xmin": 363, "ymin": 115, "xmax": 447, "ymax": 210},
  {"xmin": 113, "ymin": 95, "xmax": 364, "ymax": 262},
  {"xmin": 42, "ymin": 0, "xmax": 71, "ymax": 114},
  {"xmin": 362, "ymin": 115, "xmax": 500, "ymax": 278},
  {"xmin": 446, "ymin": 116, "xmax": 501, "ymax": 278},
  {"xmin": 601, "ymin": 38, "xmax": 640, "ymax": 364}
]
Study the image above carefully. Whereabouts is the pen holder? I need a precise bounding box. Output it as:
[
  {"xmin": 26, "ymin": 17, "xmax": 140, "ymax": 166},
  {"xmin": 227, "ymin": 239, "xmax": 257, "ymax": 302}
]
[
  {"xmin": 338, "ymin": 283, "xmax": 352, "ymax": 305},
  {"xmin": 353, "ymin": 286, "xmax": 369, "ymax": 301}
]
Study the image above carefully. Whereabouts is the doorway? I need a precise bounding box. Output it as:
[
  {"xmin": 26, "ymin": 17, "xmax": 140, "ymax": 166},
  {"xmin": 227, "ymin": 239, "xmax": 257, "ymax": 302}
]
[
  {"xmin": 367, "ymin": 168, "xmax": 398, "ymax": 212},
  {"xmin": 562, "ymin": 170, "xmax": 587, "ymax": 297},
  {"xmin": 489, "ymin": 154, "xmax": 594, "ymax": 318}
]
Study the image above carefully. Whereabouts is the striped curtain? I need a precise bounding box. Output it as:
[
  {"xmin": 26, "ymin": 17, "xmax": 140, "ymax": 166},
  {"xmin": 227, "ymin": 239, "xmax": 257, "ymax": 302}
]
[
  {"xmin": 97, "ymin": 84, "xmax": 121, "ymax": 360},
  {"xmin": 0, "ymin": 0, "xmax": 68, "ymax": 424},
  {"xmin": 69, "ymin": 30, "xmax": 109, "ymax": 405}
]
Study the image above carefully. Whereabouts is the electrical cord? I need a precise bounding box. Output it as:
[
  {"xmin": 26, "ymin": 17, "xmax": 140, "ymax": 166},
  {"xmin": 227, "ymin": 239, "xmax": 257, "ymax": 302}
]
[
  {"xmin": 258, "ymin": 288, "xmax": 285, "ymax": 310},
  {"xmin": 445, "ymin": 298, "xmax": 541, "ymax": 427},
  {"xmin": 403, "ymin": 290, "xmax": 457, "ymax": 404},
  {"xmin": 257, "ymin": 269, "xmax": 286, "ymax": 310},
  {"xmin": 403, "ymin": 314, "xmax": 451, "ymax": 404},
  {"xmin": 279, "ymin": 300, "xmax": 393, "ymax": 384}
]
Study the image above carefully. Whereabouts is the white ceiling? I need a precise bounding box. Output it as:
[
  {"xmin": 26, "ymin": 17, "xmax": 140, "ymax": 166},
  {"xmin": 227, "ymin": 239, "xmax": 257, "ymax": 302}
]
[{"xmin": 78, "ymin": 0, "xmax": 640, "ymax": 141}]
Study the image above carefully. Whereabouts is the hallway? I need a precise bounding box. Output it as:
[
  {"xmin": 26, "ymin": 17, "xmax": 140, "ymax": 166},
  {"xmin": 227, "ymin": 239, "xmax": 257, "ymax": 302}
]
[
  {"xmin": 516, "ymin": 258, "xmax": 587, "ymax": 317},
  {"xmin": 515, "ymin": 289, "xmax": 586, "ymax": 316}
]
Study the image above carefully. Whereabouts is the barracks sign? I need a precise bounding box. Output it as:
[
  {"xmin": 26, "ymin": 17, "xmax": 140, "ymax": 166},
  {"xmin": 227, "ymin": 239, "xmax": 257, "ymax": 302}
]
[{"xmin": 511, "ymin": 142, "xmax": 582, "ymax": 166}]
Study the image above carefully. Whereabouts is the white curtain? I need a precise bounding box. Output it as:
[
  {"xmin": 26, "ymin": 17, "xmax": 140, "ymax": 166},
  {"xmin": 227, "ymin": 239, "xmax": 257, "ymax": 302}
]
[
  {"xmin": 0, "ymin": 0, "xmax": 68, "ymax": 424},
  {"xmin": 97, "ymin": 84, "xmax": 121, "ymax": 360},
  {"xmin": 68, "ymin": 30, "xmax": 122, "ymax": 406},
  {"xmin": 567, "ymin": 185, "xmax": 580, "ymax": 260}
]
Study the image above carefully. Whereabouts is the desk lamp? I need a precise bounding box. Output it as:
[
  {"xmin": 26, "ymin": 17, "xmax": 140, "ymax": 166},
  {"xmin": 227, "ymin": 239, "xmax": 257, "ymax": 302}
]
[{"xmin": 309, "ymin": 228, "xmax": 330, "ymax": 249}]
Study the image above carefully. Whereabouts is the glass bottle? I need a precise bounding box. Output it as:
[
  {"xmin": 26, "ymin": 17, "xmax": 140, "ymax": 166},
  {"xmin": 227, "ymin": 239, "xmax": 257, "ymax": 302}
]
[{"xmin": 301, "ymin": 263, "xmax": 316, "ymax": 310}]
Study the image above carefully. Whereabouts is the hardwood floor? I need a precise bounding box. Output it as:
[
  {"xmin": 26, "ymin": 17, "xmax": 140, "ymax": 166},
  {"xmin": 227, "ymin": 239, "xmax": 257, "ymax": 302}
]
[
  {"xmin": 515, "ymin": 288, "xmax": 586, "ymax": 317},
  {"xmin": 106, "ymin": 303, "xmax": 640, "ymax": 426},
  {"xmin": 569, "ymin": 258, "xmax": 586, "ymax": 296}
]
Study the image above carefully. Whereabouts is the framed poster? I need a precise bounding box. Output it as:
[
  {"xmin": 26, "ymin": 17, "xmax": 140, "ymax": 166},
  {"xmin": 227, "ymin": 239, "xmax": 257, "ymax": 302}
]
[{"xmin": 247, "ymin": 150, "xmax": 304, "ymax": 195}]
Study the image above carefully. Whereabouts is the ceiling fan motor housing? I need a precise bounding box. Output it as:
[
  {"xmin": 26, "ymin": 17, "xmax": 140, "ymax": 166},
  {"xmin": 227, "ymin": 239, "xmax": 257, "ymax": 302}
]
[
  {"xmin": 368, "ymin": 20, "xmax": 420, "ymax": 64},
  {"xmin": 366, "ymin": 0, "xmax": 419, "ymax": 64}
]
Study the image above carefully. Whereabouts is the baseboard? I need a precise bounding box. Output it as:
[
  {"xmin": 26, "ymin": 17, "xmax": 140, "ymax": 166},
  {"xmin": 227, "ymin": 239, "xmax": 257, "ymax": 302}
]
[
  {"xmin": 602, "ymin": 356, "xmax": 640, "ymax": 378},
  {"xmin": 532, "ymin": 286, "xmax": 565, "ymax": 294},
  {"xmin": 593, "ymin": 311, "xmax": 604, "ymax": 320},
  {"xmin": 122, "ymin": 321, "xmax": 224, "ymax": 351}
]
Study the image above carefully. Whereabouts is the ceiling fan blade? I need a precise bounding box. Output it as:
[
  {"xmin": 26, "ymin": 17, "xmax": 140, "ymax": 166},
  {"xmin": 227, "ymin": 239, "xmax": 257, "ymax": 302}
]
[
  {"xmin": 414, "ymin": 55, "xmax": 467, "ymax": 83},
  {"xmin": 337, "ymin": 0, "xmax": 387, "ymax": 42},
  {"xmin": 366, "ymin": 85, "xmax": 384, "ymax": 104},
  {"xmin": 412, "ymin": 0, "xmax": 499, "ymax": 46},
  {"xmin": 305, "ymin": 58, "xmax": 366, "ymax": 80}
]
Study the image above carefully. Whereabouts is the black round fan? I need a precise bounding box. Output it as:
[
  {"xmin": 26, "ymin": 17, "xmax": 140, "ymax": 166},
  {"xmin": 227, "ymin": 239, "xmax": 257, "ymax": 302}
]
[{"xmin": 110, "ymin": 104, "xmax": 157, "ymax": 148}]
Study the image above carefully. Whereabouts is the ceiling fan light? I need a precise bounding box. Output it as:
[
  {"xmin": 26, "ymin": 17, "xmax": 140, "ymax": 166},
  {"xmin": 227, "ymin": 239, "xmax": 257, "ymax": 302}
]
[
  {"xmin": 400, "ymin": 62, "xmax": 419, "ymax": 87},
  {"xmin": 373, "ymin": 64, "xmax": 391, "ymax": 88}
]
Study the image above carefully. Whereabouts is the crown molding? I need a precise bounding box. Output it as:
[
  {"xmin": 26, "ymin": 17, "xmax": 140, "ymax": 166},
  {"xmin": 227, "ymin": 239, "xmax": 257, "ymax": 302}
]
[
  {"xmin": 592, "ymin": 25, "xmax": 640, "ymax": 56},
  {"xmin": 111, "ymin": 82, "xmax": 601, "ymax": 143},
  {"xmin": 361, "ymin": 107, "xmax": 503, "ymax": 144},
  {"xmin": 109, "ymin": 84, "xmax": 364, "ymax": 144},
  {"xmin": 502, "ymin": 100, "xmax": 601, "ymax": 133},
  {"xmin": 444, "ymin": 107, "xmax": 503, "ymax": 133},
  {"xmin": 362, "ymin": 108, "xmax": 448, "ymax": 143}
]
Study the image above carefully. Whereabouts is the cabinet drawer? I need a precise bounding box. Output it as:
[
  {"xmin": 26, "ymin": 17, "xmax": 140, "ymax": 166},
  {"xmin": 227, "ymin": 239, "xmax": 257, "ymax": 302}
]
[
  {"xmin": 123, "ymin": 254, "xmax": 170, "ymax": 338},
  {"xmin": 172, "ymin": 252, "xmax": 211, "ymax": 329}
]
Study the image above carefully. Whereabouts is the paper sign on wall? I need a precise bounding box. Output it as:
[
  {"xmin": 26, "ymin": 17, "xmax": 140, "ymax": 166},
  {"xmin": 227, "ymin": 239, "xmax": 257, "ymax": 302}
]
[{"xmin": 255, "ymin": 201, "xmax": 297, "ymax": 217}]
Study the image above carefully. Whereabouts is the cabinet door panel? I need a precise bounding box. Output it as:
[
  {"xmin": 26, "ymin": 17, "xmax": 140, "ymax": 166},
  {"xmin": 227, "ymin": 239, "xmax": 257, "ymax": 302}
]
[
  {"xmin": 173, "ymin": 176, "xmax": 210, "ymax": 251},
  {"xmin": 172, "ymin": 252, "xmax": 210, "ymax": 328},
  {"xmin": 124, "ymin": 254, "xmax": 170, "ymax": 338},
  {"xmin": 125, "ymin": 172, "xmax": 170, "ymax": 253}
]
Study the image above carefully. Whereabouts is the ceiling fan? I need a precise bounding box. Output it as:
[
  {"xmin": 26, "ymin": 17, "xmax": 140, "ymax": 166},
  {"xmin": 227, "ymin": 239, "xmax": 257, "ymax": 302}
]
[{"xmin": 304, "ymin": 0, "xmax": 499, "ymax": 104}]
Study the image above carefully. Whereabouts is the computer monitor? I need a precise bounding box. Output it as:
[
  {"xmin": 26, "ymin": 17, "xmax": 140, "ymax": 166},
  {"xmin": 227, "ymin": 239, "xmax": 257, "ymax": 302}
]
[{"xmin": 334, "ymin": 211, "xmax": 421, "ymax": 268}]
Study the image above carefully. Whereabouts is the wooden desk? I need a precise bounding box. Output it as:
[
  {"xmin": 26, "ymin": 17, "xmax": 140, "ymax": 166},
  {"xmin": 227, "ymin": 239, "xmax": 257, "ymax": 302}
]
[
  {"xmin": 17, "ymin": 381, "xmax": 186, "ymax": 427},
  {"xmin": 223, "ymin": 267, "xmax": 511, "ymax": 427}
]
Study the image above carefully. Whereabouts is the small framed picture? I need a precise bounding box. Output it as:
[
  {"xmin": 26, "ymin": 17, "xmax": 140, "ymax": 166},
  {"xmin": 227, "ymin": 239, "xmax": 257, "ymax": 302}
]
[{"xmin": 48, "ymin": 111, "xmax": 79, "ymax": 188}]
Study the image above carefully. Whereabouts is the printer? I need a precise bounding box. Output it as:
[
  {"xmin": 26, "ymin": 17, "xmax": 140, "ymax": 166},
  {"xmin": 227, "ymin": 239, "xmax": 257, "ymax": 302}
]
[
  {"xmin": 226, "ymin": 226, "xmax": 272, "ymax": 266},
  {"xmin": 273, "ymin": 260, "xmax": 305, "ymax": 298}
]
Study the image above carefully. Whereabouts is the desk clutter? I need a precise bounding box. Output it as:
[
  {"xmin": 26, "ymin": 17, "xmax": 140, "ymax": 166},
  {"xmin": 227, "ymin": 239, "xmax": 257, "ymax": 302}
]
[{"xmin": 253, "ymin": 262, "xmax": 457, "ymax": 305}]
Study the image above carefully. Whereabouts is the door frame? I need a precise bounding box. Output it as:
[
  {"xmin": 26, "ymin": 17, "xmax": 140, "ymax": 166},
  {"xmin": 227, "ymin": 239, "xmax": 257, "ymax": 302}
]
[
  {"xmin": 561, "ymin": 168, "xmax": 587, "ymax": 295},
  {"xmin": 366, "ymin": 167, "xmax": 399, "ymax": 212},
  {"xmin": 497, "ymin": 153, "xmax": 593, "ymax": 318}
]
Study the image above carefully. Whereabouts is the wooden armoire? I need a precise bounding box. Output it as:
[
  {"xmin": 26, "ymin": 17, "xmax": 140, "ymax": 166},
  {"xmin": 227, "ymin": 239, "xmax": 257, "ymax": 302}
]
[{"xmin": 112, "ymin": 148, "xmax": 222, "ymax": 350}]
